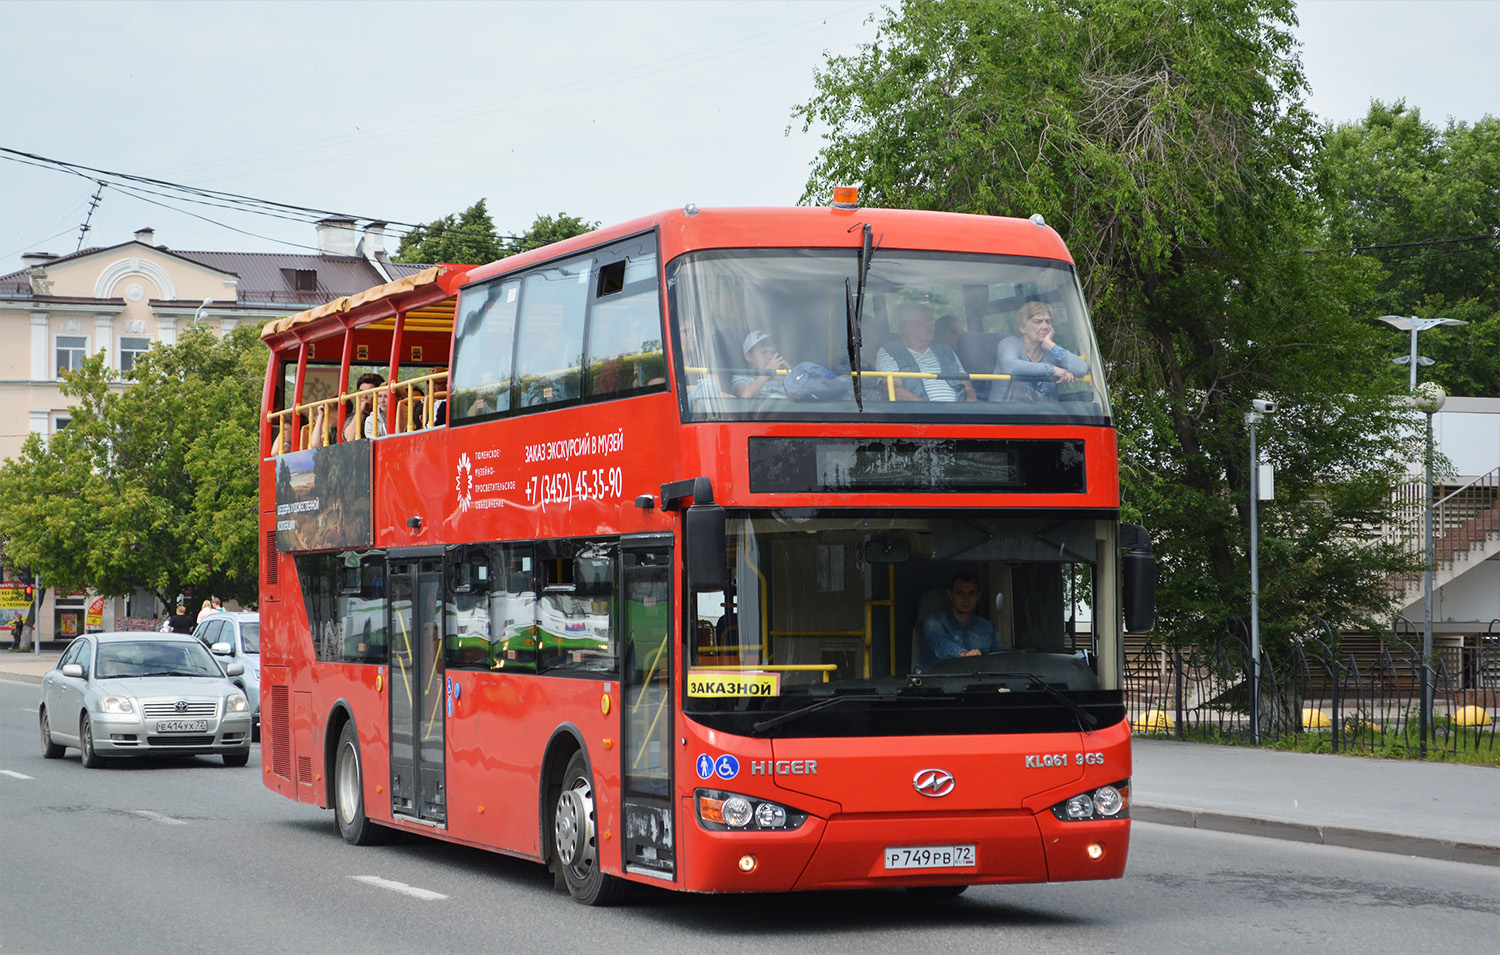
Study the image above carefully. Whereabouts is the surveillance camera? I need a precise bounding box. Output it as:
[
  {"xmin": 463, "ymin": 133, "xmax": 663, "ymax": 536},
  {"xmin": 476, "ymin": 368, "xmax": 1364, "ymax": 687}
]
[{"xmin": 1252, "ymin": 399, "xmax": 1277, "ymax": 414}]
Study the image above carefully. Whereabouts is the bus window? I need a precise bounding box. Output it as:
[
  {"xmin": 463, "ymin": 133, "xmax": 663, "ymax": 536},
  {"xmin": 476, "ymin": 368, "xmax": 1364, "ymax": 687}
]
[
  {"xmin": 670, "ymin": 249, "xmax": 1109, "ymax": 421},
  {"xmin": 585, "ymin": 251, "xmax": 664, "ymax": 399},
  {"xmin": 515, "ymin": 257, "xmax": 590, "ymax": 410},
  {"xmin": 536, "ymin": 540, "xmax": 616, "ymax": 673},
  {"xmin": 450, "ymin": 278, "xmax": 520, "ymax": 421},
  {"xmin": 489, "ymin": 544, "xmax": 537, "ymax": 673}
]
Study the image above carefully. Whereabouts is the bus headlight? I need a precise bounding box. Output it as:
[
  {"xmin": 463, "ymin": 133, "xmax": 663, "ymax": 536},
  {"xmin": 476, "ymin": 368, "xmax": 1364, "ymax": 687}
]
[
  {"xmin": 695, "ymin": 789, "xmax": 809, "ymax": 831},
  {"xmin": 1050, "ymin": 781, "xmax": 1130, "ymax": 822}
]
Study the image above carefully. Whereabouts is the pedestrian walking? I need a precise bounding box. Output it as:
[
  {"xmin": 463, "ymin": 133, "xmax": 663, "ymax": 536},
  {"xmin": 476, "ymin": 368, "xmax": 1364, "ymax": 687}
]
[{"xmin": 9, "ymin": 616, "xmax": 22, "ymax": 650}]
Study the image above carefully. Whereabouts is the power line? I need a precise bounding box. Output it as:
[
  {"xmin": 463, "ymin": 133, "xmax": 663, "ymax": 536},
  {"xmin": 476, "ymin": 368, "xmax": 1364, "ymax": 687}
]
[{"xmin": 0, "ymin": 146, "xmax": 524, "ymax": 247}]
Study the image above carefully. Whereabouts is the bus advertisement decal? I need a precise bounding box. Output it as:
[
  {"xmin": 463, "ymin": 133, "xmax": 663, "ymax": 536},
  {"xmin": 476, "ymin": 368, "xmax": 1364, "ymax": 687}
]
[
  {"xmin": 686, "ymin": 670, "xmax": 781, "ymax": 699},
  {"xmin": 273, "ymin": 444, "xmax": 372, "ymax": 552}
]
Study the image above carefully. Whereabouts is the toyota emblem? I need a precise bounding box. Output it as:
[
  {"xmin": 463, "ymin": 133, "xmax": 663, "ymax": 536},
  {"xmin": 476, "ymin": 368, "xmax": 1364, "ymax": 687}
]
[
  {"xmin": 913, "ymin": 768, "xmax": 955, "ymax": 797},
  {"xmin": 174, "ymin": 700, "xmax": 188, "ymax": 712}
]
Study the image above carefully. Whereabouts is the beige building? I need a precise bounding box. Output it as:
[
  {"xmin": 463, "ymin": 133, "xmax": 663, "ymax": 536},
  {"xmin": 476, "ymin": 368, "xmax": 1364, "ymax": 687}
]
[{"xmin": 0, "ymin": 218, "xmax": 421, "ymax": 643}]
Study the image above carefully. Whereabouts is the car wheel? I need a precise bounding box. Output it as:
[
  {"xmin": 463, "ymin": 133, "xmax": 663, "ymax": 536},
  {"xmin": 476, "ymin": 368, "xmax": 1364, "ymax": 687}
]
[
  {"xmin": 223, "ymin": 750, "xmax": 250, "ymax": 767},
  {"xmin": 553, "ymin": 751, "xmax": 628, "ymax": 906},
  {"xmin": 334, "ymin": 721, "xmax": 387, "ymax": 845},
  {"xmin": 79, "ymin": 713, "xmax": 106, "ymax": 768},
  {"xmin": 40, "ymin": 707, "xmax": 65, "ymax": 759}
]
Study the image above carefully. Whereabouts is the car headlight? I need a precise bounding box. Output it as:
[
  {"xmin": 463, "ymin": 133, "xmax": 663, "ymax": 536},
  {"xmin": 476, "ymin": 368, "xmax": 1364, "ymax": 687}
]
[
  {"xmin": 695, "ymin": 789, "xmax": 808, "ymax": 831},
  {"xmin": 1050, "ymin": 781, "xmax": 1130, "ymax": 822},
  {"xmin": 225, "ymin": 692, "xmax": 249, "ymax": 714},
  {"xmin": 99, "ymin": 695, "xmax": 135, "ymax": 715}
]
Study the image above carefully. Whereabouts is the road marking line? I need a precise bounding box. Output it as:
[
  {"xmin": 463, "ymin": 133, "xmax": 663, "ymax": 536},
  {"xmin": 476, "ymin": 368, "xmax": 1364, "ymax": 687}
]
[
  {"xmin": 351, "ymin": 875, "xmax": 447, "ymax": 901},
  {"xmin": 1, "ymin": 769, "xmax": 34, "ymax": 779},
  {"xmin": 130, "ymin": 809, "xmax": 188, "ymax": 826}
]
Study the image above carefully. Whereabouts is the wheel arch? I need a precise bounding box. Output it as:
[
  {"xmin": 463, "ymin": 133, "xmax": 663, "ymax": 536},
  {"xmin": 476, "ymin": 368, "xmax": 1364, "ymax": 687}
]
[
  {"xmin": 539, "ymin": 722, "xmax": 588, "ymax": 863},
  {"xmin": 323, "ymin": 699, "xmax": 357, "ymax": 810}
]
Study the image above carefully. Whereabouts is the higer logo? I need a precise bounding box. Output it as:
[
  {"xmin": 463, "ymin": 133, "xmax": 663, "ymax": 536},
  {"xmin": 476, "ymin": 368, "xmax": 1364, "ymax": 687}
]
[{"xmin": 912, "ymin": 768, "xmax": 955, "ymax": 797}]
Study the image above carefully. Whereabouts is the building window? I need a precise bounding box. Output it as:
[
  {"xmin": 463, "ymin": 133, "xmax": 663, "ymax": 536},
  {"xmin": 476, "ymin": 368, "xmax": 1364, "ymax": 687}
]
[
  {"xmin": 120, "ymin": 336, "xmax": 152, "ymax": 373},
  {"xmin": 56, "ymin": 335, "xmax": 88, "ymax": 376},
  {"xmin": 294, "ymin": 270, "xmax": 318, "ymax": 292},
  {"xmin": 53, "ymin": 416, "xmax": 71, "ymax": 433}
]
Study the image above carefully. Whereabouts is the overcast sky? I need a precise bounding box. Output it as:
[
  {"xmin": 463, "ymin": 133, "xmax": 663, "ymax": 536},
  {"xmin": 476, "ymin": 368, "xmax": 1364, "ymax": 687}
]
[{"xmin": 2, "ymin": 0, "xmax": 1495, "ymax": 277}]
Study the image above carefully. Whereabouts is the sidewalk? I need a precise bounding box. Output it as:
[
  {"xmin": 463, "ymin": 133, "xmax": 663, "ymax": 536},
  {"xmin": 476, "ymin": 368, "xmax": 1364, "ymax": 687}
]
[{"xmin": 3, "ymin": 652, "xmax": 1494, "ymax": 865}]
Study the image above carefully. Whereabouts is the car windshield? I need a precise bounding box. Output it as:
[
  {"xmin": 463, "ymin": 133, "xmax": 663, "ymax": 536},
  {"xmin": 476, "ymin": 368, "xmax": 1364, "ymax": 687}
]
[
  {"xmin": 670, "ymin": 249, "xmax": 1110, "ymax": 422},
  {"xmin": 95, "ymin": 640, "xmax": 224, "ymax": 679},
  {"xmin": 240, "ymin": 622, "xmax": 259, "ymax": 654}
]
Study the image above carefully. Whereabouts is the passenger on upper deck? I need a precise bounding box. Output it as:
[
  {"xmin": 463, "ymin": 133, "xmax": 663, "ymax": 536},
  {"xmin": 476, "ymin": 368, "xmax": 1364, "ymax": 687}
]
[
  {"xmin": 934, "ymin": 314, "xmax": 965, "ymax": 354},
  {"xmin": 990, "ymin": 301, "xmax": 1090, "ymax": 403},
  {"xmin": 875, "ymin": 304, "xmax": 976, "ymax": 402},
  {"xmin": 731, "ymin": 330, "xmax": 790, "ymax": 399},
  {"xmin": 311, "ymin": 372, "xmax": 387, "ymax": 446}
]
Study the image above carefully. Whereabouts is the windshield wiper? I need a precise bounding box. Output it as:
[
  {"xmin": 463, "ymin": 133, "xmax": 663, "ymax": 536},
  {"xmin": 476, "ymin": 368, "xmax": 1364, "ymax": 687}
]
[
  {"xmin": 751, "ymin": 687, "xmax": 919, "ymax": 737},
  {"xmin": 954, "ymin": 671, "xmax": 1099, "ymax": 729},
  {"xmin": 137, "ymin": 669, "xmax": 205, "ymax": 678},
  {"xmin": 843, "ymin": 222, "xmax": 874, "ymax": 411}
]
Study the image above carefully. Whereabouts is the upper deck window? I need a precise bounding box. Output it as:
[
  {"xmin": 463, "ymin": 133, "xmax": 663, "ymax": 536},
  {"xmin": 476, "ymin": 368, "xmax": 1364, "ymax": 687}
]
[
  {"xmin": 669, "ymin": 249, "xmax": 1110, "ymax": 423},
  {"xmin": 449, "ymin": 234, "xmax": 664, "ymax": 423}
]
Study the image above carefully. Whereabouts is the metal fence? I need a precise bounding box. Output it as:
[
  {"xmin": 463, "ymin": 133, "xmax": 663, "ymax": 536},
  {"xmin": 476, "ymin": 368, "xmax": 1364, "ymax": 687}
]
[{"xmin": 1125, "ymin": 617, "xmax": 1500, "ymax": 759}]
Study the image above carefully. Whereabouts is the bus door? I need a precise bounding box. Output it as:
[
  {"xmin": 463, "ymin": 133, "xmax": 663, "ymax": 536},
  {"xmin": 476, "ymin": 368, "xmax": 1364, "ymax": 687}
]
[
  {"xmin": 387, "ymin": 548, "xmax": 447, "ymax": 824},
  {"xmin": 619, "ymin": 536, "xmax": 675, "ymax": 880}
]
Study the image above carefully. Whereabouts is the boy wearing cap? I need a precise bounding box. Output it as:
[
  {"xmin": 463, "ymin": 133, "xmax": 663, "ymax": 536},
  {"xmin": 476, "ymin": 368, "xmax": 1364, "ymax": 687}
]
[{"xmin": 732, "ymin": 330, "xmax": 790, "ymax": 399}]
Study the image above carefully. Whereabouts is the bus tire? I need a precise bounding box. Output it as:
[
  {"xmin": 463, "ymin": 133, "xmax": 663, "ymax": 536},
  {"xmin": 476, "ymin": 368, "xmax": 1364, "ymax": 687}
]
[
  {"xmin": 334, "ymin": 721, "xmax": 387, "ymax": 845},
  {"xmin": 554, "ymin": 751, "xmax": 628, "ymax": 906}
]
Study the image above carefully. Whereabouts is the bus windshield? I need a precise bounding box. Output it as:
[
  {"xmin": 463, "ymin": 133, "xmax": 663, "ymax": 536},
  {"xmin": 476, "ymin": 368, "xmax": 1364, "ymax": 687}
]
[
  {"xmin": 686, "ymin": 512, "xmax": 1119, "ymax": 738},
  {"xmin": 670, "ymin": 249, "xmax": 1110, "ymax": 421}
]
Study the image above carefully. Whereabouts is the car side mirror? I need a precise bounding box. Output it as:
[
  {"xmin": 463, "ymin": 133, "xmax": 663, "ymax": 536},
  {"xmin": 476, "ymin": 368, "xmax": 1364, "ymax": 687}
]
[
  {"xmin": 62, "ymin": 663, "xmax": 83, "ymax": 678},
  {"xmin": 211, "ymin": 642, "xmax": 233, "ymax": 656},
  {"xmin": 225, "ymin": 662, "xmax": 245, "ymax": 677}
]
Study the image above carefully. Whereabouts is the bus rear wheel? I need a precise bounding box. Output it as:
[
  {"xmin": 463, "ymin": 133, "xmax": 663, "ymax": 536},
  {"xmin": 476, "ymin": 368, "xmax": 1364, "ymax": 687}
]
[
  {"xmin": 554, "ymin": 751, "xmax": 627, "ymax": 906},
  {"xmin": 334, "ymin": 721, "xmax": 387, "ymax": 845}
]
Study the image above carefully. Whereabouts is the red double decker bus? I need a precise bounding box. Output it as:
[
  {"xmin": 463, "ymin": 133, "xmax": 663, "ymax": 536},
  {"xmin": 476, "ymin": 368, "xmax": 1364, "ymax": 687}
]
[{"xmin": 257, "ymin": 198, "xmax": 1155, "ymax": 904}]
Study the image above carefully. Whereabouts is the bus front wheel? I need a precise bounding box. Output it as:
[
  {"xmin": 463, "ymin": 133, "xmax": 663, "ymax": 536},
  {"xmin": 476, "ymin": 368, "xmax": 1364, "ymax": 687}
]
[
  {"xmin": 554, "ymin": 751, "xmax": 627, "ymax": 905},
  {"xmin": 335, "ymin": 722, "xmax": 387, "ymax": 846}
]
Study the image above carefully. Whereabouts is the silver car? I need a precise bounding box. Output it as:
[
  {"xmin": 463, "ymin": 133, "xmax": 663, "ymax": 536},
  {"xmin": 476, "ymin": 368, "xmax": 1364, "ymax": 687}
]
[
  {"xmin": 39, "ymin": 632, "xmax": 254, "ymax": 767},
  {"xmin": 191, "ymin": 612, "xmax": 260, "ymax": 740}
]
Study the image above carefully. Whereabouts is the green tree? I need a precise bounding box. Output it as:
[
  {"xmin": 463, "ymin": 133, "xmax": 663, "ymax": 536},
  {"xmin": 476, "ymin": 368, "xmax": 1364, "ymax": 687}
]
[
  {"xmin": 393, "ymin": 203, "xmax": 597, "ymax": 266},
  {"xmin": 501, "ymin": 213, "xmax": 598, "ymax": 256},
  {"xmin": 393, "ymin": 199, "xmax": 504, "ymax": 265},
  {"xmin": 1314, "ymin": 102, "xmax": 1500, "ymax": 397},
  {"xmin": 0, "ymin": 323, "xmax": 267, "ymax": 612},
  {"xmin": 795, "ymin": 0, "xmax": 1421, "ymax": 649}
]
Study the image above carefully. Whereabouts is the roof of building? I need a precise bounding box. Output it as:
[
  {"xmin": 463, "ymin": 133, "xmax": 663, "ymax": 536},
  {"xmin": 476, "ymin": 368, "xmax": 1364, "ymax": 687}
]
[{"xmin": 0, "ymin": 239, "xmax": 429, "ymax": 307}]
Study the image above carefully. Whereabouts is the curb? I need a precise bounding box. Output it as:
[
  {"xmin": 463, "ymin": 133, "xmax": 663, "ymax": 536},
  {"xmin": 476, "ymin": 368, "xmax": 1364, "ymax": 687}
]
[{"xmin": 1134, "ymin": 804, "xmax": 1500, "ymax": 867}]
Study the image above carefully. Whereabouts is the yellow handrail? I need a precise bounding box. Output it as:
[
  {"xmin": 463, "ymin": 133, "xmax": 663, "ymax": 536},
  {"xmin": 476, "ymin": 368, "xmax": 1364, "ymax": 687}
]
[{"xmin": 691, "ymin": 664, "xmax": 839, "ymax": 683}]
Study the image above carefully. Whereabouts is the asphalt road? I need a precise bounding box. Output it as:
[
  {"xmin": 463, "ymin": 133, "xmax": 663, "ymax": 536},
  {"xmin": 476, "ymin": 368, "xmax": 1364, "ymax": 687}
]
[{"xmin": 2, "ymin": 677, "xmax": 1495, "ymax": 955}]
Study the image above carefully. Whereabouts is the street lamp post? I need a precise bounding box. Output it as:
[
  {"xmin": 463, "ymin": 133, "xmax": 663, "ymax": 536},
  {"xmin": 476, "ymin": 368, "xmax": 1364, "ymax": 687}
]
[
  {"xmin": 1414, "ymin": 382, "xmax": 1447, "ymax": 757},
  {"xmin": 193, "ymin": 297, "xmax": 213, "ymax": 324},
  {"xmin": 1376, "ymin": 316, "xmax": 1463, "ymax": 756},
  {"xmin": 1245, "ymin": 399, "xmax": 1275, "ymax": 744}
]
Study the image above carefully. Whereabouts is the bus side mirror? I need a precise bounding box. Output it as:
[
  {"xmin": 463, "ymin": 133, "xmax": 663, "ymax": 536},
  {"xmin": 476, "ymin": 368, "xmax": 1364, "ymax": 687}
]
[
  {"xmin": 686, "ymin": 504, "xmax": 726, "ymax": 591},
  {"xmin": 340, "ymin": 564, "xmax": 363, "ymax": 595},
  {"xmin": 1121, "ymin": 523, "xmax": 1156, "ymax": 634}
]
